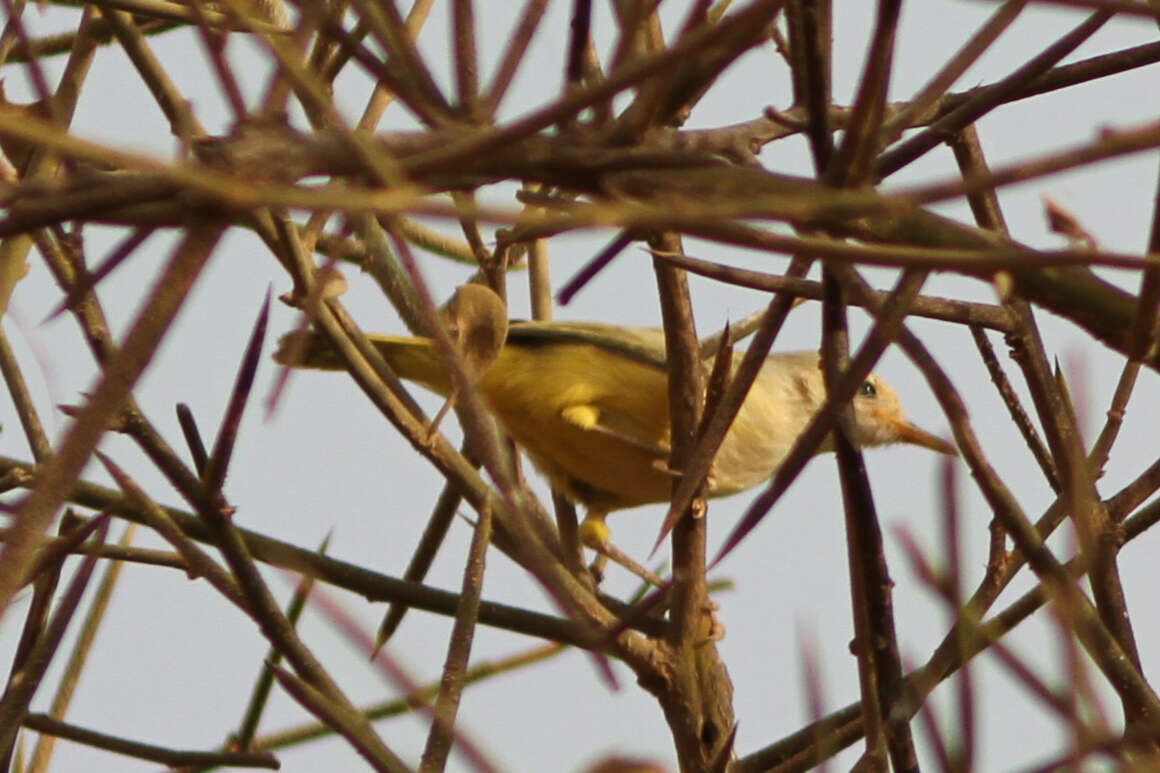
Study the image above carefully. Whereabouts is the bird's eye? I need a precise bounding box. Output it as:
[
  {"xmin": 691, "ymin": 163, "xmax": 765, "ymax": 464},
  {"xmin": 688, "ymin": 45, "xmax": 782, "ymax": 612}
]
[{"xmin": 859, "ymin": 379, "xmax": 877, "ymax": 398}]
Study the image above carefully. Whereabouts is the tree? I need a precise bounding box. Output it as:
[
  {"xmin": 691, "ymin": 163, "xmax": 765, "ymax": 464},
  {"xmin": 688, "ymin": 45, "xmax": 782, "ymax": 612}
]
[{"xmin": 0, "ymin": 1, "xmax": 1158, "ymax": 771}]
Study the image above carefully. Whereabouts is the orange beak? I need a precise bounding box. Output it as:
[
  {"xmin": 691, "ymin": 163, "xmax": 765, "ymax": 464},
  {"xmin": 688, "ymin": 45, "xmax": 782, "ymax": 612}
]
[{"xmin": 888, "ymin": 418, "xmax": 957, "ymax": 455}]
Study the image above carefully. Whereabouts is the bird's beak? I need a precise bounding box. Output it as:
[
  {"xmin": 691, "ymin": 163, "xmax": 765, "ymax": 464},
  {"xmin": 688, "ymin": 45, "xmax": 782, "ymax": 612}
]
[{"xmin": 888, "ymin": 418, "xmax": 958, "ymax": 455}]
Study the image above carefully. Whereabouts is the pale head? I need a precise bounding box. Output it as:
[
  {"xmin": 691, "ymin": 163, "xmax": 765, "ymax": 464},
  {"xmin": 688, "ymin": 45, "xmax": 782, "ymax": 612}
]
[
  {"xmin": 846, "ymin": 373, "xmax": 956, "ymax": 455},
  {"xmin": 770, "ymin": 353, "xmax": 956, "ymax": 456},
  {"xmin": 713, "ymin": 354, "xmax": 956, "ymax": 498}
]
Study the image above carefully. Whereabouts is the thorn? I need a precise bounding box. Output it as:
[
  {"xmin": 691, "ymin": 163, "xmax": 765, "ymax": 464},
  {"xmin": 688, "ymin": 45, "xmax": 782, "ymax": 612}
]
[
  {"xmin": 204, "ymin": 289, "xmax": 271, "ymax": 496},
  {"xmin": 176, "ymin": 402, "xmax": 208, "ymax": 476}
]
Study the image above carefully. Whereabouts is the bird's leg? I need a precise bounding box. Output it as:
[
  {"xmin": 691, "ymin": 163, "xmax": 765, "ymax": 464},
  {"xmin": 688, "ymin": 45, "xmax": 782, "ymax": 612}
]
[
  {"xmin": 588, "ymin": 551, "xmax": 608, "ymax": 585},
  {"xmin": 579, "ymin": 511, "xmax": 665, "ymax": 587},
  {"xmin": 425, "ymin": 390, "xmax": 457, "ymax": 440},
  {"xmin": 579, "ymin": 511, "xmax": 610, "ymax": 584}
]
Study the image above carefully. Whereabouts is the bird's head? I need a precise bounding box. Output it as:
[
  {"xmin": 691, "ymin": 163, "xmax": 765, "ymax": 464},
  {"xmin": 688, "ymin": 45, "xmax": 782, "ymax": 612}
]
[{"xmin": 849, "ymin": 374, "xmax": 956, "ymax": 455}]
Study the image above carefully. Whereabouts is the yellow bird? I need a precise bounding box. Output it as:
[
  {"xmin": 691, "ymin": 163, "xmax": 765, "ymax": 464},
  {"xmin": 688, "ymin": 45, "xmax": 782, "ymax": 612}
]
[{"xmin": 274, "ymin": 288, "xmax": 955, "ymax": 557}]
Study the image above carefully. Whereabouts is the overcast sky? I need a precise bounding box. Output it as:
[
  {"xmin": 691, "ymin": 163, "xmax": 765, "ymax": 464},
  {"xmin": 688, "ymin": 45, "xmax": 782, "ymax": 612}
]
[{"xmin": 2, "ymin": 2, "xmax": 1160, "ymax": 771}]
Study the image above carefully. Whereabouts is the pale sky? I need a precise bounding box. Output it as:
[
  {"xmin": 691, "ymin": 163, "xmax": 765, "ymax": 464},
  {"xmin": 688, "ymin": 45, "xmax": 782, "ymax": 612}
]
[{"xmin": 2, "ymin": 2, "xmax": 1159, "ymax": 771}]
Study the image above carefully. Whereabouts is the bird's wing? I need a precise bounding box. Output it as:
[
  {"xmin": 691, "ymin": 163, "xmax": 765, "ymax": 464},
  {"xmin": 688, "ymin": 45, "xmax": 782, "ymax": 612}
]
[
  {"xmin": 487, "ymin": 331, "xmax": 674, "ymax": 449},
  {"xmin": 508, "ymin": 323, "xmax": 673, "ymax": 444},
  {"xmin": 559, "ymin": 404, "xmax": 670, "ymax": 459},
  {"xmin": 506, "ymin": 321, "xmax": 669, "ymax": 369}
]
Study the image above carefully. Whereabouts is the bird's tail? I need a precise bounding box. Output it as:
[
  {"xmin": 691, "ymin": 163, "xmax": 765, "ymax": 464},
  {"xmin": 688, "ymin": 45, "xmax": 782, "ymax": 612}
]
[{"xmin": 274, "ymin": 331, "xmax": 453, "ymax": 395}]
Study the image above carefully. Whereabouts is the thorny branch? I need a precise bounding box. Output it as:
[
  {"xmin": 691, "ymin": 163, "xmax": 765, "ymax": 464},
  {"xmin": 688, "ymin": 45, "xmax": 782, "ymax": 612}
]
[{"xmin": 0, "ymin": 1, "xmax": 1159, "ymax": 772}]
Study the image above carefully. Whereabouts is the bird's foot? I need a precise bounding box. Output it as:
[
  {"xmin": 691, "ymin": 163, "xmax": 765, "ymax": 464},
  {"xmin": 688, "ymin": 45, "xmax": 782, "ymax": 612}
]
[{"xmin": 579, "ymin": 517, "xmax": 665, "ymax": 588}]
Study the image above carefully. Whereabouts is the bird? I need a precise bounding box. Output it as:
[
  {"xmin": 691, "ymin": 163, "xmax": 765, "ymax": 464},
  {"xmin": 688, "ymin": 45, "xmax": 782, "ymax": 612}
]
[{"xmin": 274, "ymin": 285, "xmax": 956, "ymax": 572}]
